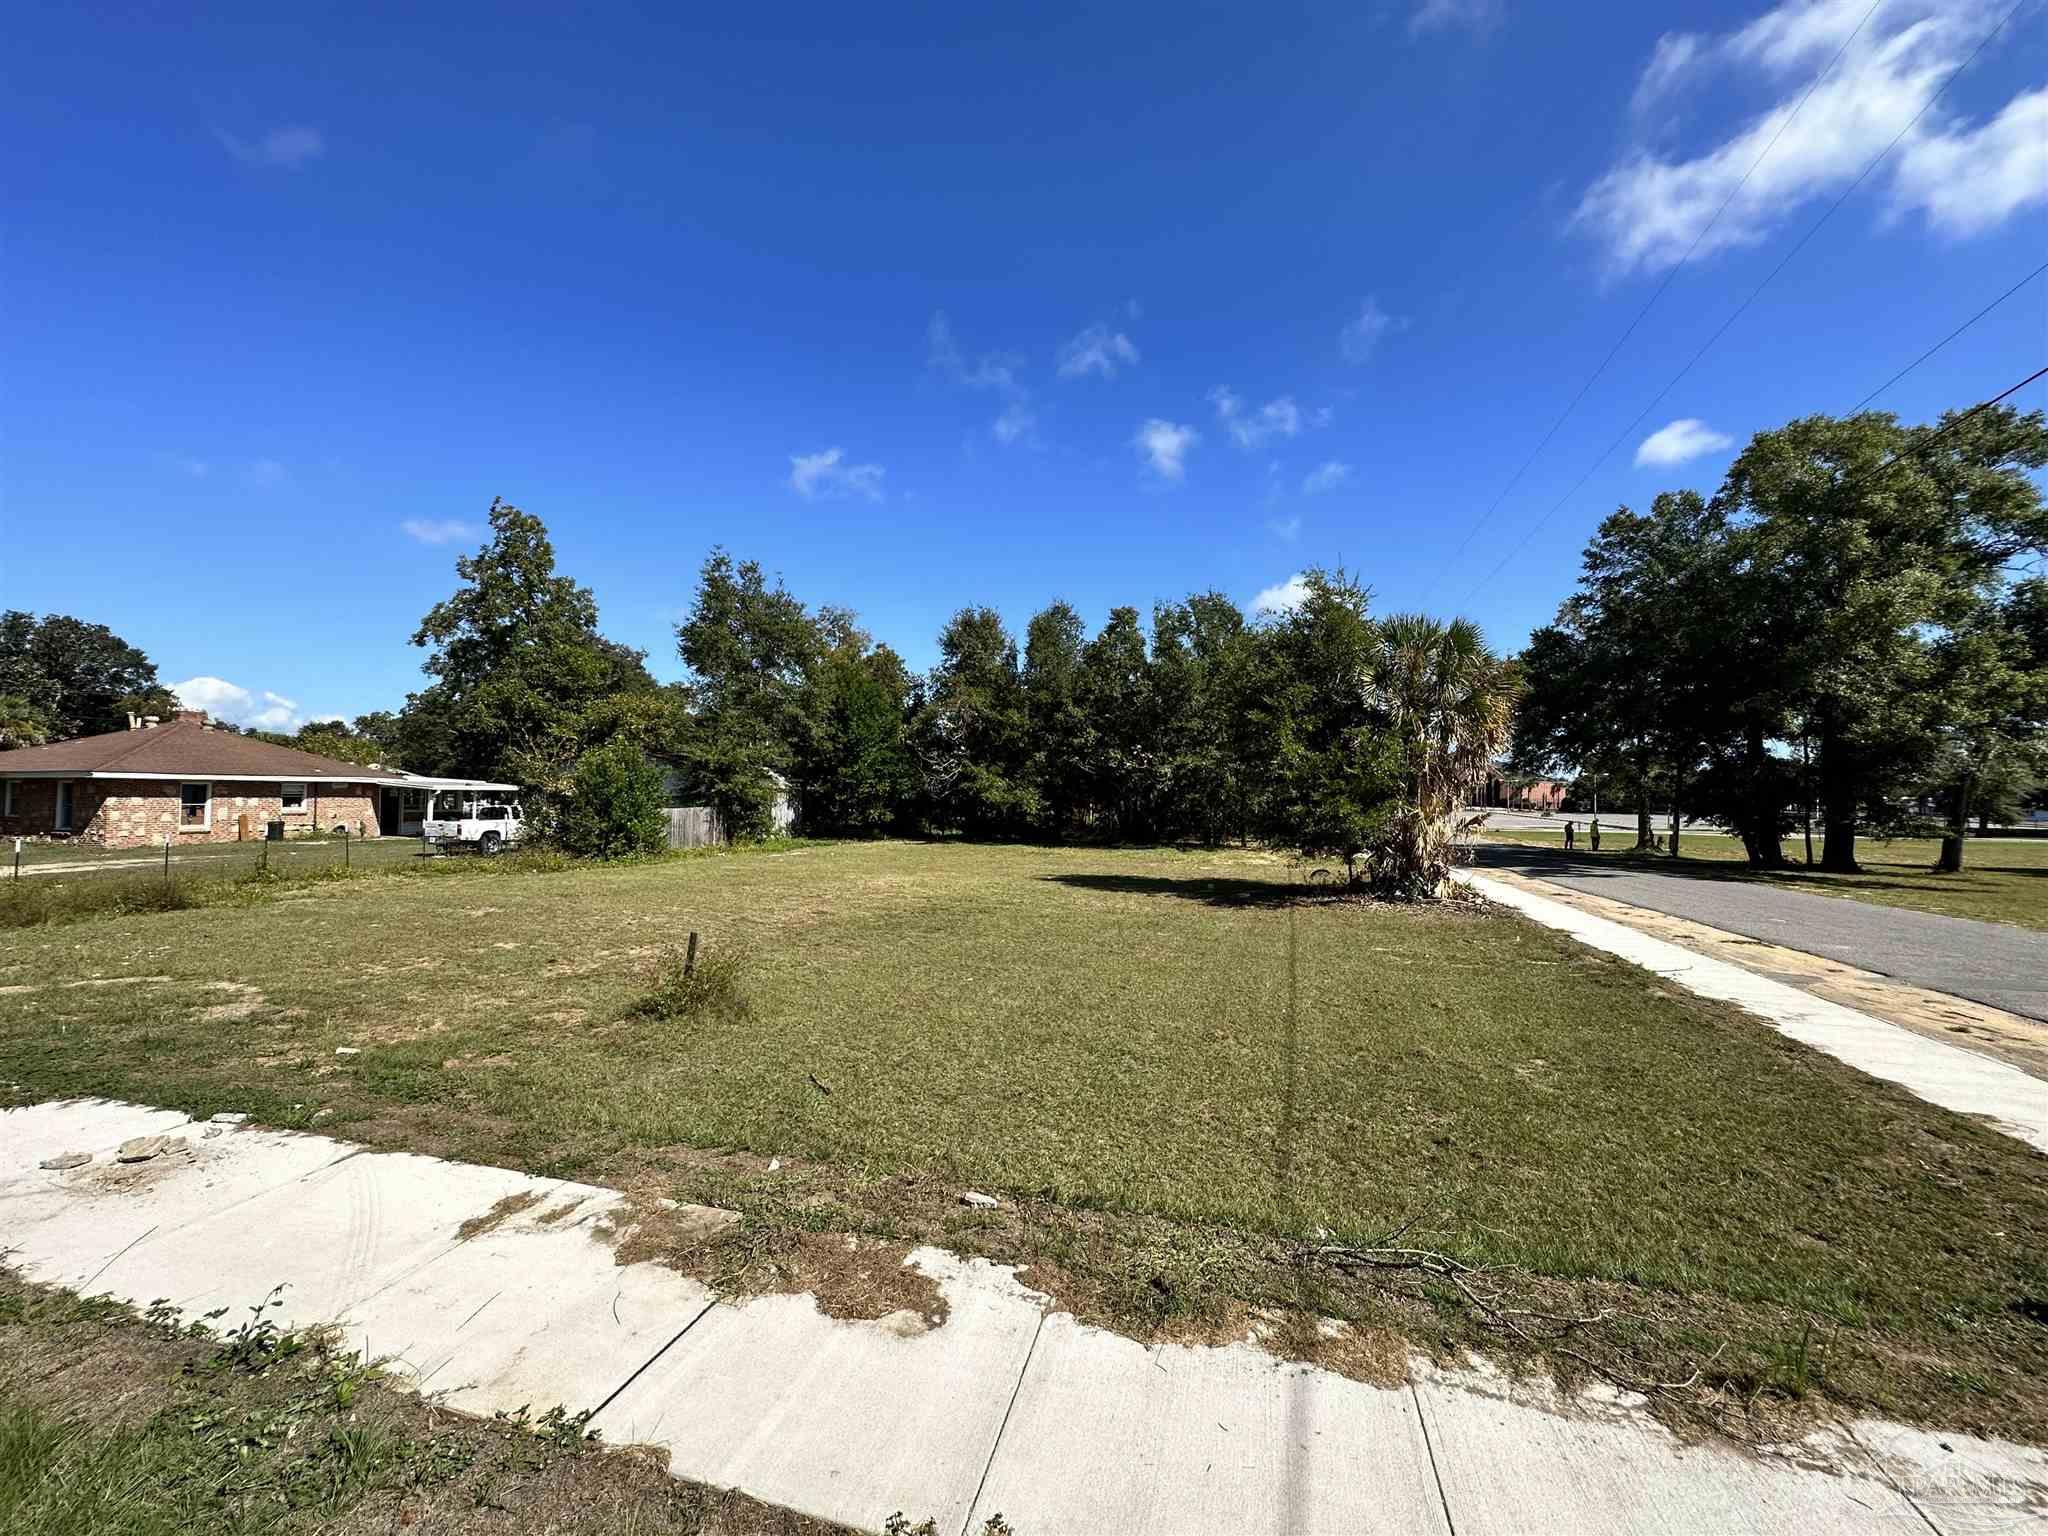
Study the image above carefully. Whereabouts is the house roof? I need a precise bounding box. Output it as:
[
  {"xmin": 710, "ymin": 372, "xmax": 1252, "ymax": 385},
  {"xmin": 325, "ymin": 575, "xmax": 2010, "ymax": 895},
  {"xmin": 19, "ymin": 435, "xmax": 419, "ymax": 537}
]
[{"xmin": 0, "ymin": 718, "xmax": 390, "ymax": 782}]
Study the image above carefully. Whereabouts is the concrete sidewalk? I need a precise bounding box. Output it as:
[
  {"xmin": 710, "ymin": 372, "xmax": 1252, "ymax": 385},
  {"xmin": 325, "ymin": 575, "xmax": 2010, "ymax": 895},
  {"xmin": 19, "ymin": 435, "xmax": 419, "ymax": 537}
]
[{"xmin": 5, "ymin": 1098, "xmax": 2044, "ymax": 1535}]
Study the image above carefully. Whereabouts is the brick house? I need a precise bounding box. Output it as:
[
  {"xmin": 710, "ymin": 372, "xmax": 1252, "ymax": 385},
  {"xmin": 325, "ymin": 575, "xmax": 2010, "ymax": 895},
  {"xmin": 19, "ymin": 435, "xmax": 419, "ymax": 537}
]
[
  {"xmin": 0, "ymin": 710, "xmax": 515, "ymax": 849},
  {"xmin": 1478, "ymin": 767, "xmax": 1567, "ymax": 812}
]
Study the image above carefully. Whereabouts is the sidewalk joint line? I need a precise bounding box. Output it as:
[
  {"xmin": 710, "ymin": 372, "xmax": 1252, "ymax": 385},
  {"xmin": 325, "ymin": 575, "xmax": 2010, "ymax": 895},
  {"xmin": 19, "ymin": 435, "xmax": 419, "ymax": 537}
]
[
  {"xmin": 586, "ymin": 1298, "xmax": 718, "ymax": 1424},
  {"xmin": 1409, "ymin": 1381, "xmax": 1458, "ymax": 1536},
  {"xmin": 958, "ymin": 1309, "xmax": 1047, "ymax": 1536}
]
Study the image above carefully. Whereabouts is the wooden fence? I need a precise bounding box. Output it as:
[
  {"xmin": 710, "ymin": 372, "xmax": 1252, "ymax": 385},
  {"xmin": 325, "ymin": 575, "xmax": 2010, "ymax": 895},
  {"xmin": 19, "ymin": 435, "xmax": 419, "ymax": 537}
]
[
  {"xmin": 664, "ymin": 806, "xmax": 726, "ymax": 849},
  {"xmin": 662, "ymin": 793, "xmax": 794, "ymax": 850}
]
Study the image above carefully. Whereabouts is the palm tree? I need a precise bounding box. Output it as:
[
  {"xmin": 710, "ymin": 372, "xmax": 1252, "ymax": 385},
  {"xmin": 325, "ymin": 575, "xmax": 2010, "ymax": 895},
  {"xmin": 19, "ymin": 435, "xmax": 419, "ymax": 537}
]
[{"xmin": 1369, "ymin": 615, "xmax": 1520, "ymax": 898}]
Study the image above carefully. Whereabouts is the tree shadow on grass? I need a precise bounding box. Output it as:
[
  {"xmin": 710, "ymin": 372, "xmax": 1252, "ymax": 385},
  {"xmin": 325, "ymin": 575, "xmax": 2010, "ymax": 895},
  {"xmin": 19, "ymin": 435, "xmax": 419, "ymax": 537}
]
[{"xmin": 1042, "ymin": 872, "xmax": 1301, "ymax": 909}]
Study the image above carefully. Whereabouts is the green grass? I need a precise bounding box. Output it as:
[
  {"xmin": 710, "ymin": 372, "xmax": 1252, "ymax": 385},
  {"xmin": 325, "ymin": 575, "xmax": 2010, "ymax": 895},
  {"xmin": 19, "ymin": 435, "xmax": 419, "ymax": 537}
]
[
  {"xmin": 1475, "ymin": 827, "xmax": 2048, "ymax": 931},
  {"xmin": 9, "ymin": 834, "xmax": 429, "ymax": 876},
  {"xmin": 0, "ymin": 843, "xmax": 567, "ymax": 929},
  {"xmin": 2, "ymin": 839, "xmax": 2044, "ymax": 1441},
  {"xmin": 0, "ymin": 1273, "xmax": 855, "ymax": 1536}
]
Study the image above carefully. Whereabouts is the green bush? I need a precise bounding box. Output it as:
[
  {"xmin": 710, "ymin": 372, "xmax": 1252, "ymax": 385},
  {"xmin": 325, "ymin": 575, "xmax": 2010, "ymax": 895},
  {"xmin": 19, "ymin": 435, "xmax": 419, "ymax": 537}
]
[
  {"xmin": 556, "ymin": 739, "xmax": 669, "ymax": 859},
  {"xmin": 629, "ymin": 941, "xmax": 751, "ymax": 1024}
]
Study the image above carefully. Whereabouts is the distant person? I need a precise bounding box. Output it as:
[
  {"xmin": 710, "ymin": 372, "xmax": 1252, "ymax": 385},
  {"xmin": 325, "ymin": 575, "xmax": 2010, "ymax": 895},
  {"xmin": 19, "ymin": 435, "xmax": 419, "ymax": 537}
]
[
  {"xmin": 1563, "ymin": 820, "xmax": 1576, "ymax": 850},
  {"xmin": 1589, "ymin": 818, "xmax": 1602, "ymax": 852}
]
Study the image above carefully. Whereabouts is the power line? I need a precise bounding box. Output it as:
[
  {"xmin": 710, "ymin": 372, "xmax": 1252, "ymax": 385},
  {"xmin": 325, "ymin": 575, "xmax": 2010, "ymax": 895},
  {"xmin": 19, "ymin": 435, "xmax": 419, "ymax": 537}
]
[
  {"xmin": 1848, "ymin": 259, "xmax": 2048, "ymax": 413},
  {"xmin": 1448, "ymin": 0, "xmax": 2032, "ymax": 614},
  {"xmin": 1837, "ymin": 362, "xmax": 2048, "ymax": 499},
  {"xmin": 1419, "ymin": 0, "xmax": 1883, "ymax": 606}
]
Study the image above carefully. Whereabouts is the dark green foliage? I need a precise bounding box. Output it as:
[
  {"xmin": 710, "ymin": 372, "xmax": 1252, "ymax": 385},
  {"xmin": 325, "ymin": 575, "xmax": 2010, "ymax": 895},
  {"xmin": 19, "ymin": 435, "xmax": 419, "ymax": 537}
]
[
  {"xmin": 797, "ymin": 641, "xmax": 915, "ymax": 835},
  {"xmin": 1516, "ymin": 406, "xmax": 2048, "ymax": 871},
  {"xmin": 398, "ymin": 500, "xmax": 665, "ymax": 795},
  {"xmin": 1252, "ymin": 570, "xmax": 1403, "ymax": 880},
  {"xmin": 557, "ymin": 738, "xmax": 668, "ymax": 859},
  {"xmin": 673, "ymin": 550, "xmax": 826, "ymax": 839},
  {"xmin": 914, "ymin": 607, "xmax": 1037, "ymax": 837},
  {"xmin": 0, "ymin": 611, "xmax": 176, "ymax": 740}
]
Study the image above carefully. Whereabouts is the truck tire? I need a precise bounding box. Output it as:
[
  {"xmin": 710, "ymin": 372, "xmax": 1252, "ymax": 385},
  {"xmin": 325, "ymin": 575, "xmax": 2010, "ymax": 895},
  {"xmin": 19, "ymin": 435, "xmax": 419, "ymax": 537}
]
[{"xmin": 479, "ymin": 831, "xmax": 503, "ymax": 857}]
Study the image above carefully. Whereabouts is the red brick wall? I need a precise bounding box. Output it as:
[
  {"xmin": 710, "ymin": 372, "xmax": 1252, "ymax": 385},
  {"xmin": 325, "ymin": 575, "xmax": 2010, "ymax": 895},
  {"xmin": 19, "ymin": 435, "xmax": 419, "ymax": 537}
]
[
  {"xmin": 0, "ymin": 779, "xmax": 116, "ymax": 842},
  {"xmin": 0, "ymin": 781, "xmax": 383, "ymax": 848}
]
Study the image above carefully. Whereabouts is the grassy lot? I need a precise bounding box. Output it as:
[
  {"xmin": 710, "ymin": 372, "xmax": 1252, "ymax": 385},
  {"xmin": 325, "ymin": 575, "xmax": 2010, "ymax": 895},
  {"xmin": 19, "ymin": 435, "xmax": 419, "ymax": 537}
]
[
  {"xmin": 0, "ymin": 1270, "xmax": 870, "ymax": 1536},
  {"xmin": 1475, "ymin": 827, "xmax": 2048, "ymax": 931},
  {"xmin": 2, "ymin": 840, "xmax": 2044, "ymax": 1444}
]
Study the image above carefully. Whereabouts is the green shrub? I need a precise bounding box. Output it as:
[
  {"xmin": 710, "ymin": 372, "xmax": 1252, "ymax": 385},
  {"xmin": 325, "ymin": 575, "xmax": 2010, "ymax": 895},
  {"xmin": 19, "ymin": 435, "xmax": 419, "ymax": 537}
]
[
  {"xmin": 556, "ymin": 739, "xmax": 669, "ymax": 859},
  {"xmin": 630, "ymin": 941, "xmax": 751, "ymax": 1024}
]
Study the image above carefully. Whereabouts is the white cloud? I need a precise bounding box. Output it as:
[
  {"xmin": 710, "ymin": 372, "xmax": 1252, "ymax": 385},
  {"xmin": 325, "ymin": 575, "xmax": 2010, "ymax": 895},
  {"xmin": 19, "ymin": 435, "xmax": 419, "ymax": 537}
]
[
  {"xmin": 1632, "ymin": 32, "xmax": 1704, "ymax": 120},
  {"xmin": 927, "ymin": 311, "xmax": 1020, "ymax": 393},
  {"xmin": 1578, "ymin": 1, "xmax": 2042, "ymax": 276},
  {"xmin": 1133, "ymin": 419, "xmax": 1198, "ymax": 481},
  {"xmin": 217, "ymin": 124, "xmax": 325, "ymax": 169},
  {"xmin": 1409, "ymin": 0, "xmax": 1504, "ymax": 37},
  {"xmin": 789, "ymin": 446, "xmax": 886, "ymax": 501},
  {"xmin": 1635, "ymin": 418, "xmax": 1734, "ymax": 466},
  {"xmin": 400, "ymin": 518, "xmax": 480, "ymax": 545},
  {"xmin": 992, "ymin": 401, "xmax": 1038, "ymax": 445},
  {"xmin": 1339, "ymin": 298, "xmax": 1401, "ymax": 363},
  {"xmin": 1210, "ymin": 387, "xmax": 1305, "ymax": 449},
  {"xmin": 1058, "ymin": 323, "xmax": 1141, "ymax": 380},
  {"xmin": 1253, "ymin": 574, "xmax": 1312, "ymax": 614},
  {"xmin": 931, "ymin": 312, "xmax": 1039, "ymax": 446},
  {"xmin": 1893, "ymin": 85, "xmax": 2048, "ymax": 236},
  {"xmin": 171, "ymin": 676, "xmax": 309, "ymax": 732},
  {"xmin": 1301, "ymin": 460, "xmax": 1354, "ymax": 495},
  {"xmin": 1269, "ymin": 514, "xmax": 1303, "ymax": 543}
]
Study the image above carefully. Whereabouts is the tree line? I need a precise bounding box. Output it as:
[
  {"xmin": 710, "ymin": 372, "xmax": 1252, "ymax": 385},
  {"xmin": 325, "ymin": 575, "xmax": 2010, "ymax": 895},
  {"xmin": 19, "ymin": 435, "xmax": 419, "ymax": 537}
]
[
  {"xmin": 1512, "ymin": 405, "xmax": 2048, "ymax": 873},
  {"xmin": 356, "ymin": 499, "xmax": 1514, "ymax": 892}
]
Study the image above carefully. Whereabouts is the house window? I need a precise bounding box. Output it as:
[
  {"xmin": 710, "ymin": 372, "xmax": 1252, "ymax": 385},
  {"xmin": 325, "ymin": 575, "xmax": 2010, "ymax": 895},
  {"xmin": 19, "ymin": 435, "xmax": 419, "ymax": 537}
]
[
  {"xmin": 179, "ymin": 783, "xmax": 212, "ymax": 830},
  {"xmin": 1, "ymin": 779, "xmax": 14, "ymax": 817},
  {"xmin": 280, "ymin": 781, "xmax": 307, "ymax": 812},
  {"xmin": 54, "ymin": 782, "xmax": 74, "ymax": 832}
]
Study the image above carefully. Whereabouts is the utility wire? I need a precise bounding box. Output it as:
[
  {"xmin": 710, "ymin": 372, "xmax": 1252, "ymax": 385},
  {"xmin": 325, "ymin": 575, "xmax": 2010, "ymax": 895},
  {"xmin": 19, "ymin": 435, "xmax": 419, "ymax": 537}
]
[
  {"xmin": 1419, "ymin": 0, "xmax": 1883, "ymax": 606},
  {"xmin": 1448, "ymin": 0, "xmax": 2033, "ymax": 614},
  {"xmin": 1848, "ymin": 259, "xmax": 2048, "ymax": 413},
  {"xmin": 1834, "ymin": 362, "xmax": 2048, "ymax": 499}
]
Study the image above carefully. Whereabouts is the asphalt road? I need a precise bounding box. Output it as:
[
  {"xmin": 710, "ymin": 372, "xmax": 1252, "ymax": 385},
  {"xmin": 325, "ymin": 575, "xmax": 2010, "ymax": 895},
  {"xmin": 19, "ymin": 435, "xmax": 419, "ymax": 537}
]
[{"xmin": 1471, "ymin": 843, "xmax": 2048, "ymax": 1023}]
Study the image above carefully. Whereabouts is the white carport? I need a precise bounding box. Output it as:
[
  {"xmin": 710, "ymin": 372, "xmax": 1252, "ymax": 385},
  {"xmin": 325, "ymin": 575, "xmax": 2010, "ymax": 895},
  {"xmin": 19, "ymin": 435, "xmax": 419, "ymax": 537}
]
[{"xmin": 372, "ymin": 773, "xmax": 520, "ymax": 837}]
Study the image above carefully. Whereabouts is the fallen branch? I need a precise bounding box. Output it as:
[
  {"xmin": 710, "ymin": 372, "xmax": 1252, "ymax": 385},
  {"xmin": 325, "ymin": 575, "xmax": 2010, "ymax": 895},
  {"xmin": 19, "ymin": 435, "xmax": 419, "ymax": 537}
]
[{"xmin": 1299, "ymin": 1238, "xmax": 1728, "ymax": 1403}]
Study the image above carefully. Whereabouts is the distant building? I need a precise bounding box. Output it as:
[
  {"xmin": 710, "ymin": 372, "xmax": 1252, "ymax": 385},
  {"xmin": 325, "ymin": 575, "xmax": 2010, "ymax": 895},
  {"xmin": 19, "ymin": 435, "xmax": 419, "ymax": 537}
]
[
  {"xmin": 1478, "ymin": 767, "xmax": 1566, "ymax": 812},
  {"xmin": 0, "ymin": 710, "xmax": 514, "ymax": 848}
]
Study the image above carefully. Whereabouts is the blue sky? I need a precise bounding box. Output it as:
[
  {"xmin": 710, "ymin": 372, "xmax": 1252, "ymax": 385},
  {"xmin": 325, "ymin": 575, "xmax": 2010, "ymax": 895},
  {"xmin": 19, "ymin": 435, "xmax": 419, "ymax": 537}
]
[{"xmin": 6, "ymin": 0, "xmax": 2044, "ymax": 729}]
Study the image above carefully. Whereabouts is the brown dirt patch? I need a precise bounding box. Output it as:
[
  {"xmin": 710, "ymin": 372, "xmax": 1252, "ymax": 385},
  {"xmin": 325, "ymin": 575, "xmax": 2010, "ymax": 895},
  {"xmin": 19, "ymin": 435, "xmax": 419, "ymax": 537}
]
[
  {"xmin": 75, "ymin": 1136, "xmax": 200, "ymax": 1194},
  {"xmin": 457, "ymin": 1189, "xmax": 545, "ymax": 1240},
  {"xmin": 1156, "ymin": 1305, "xmax": 1415, "ymax": 1390},
  {"xmin": 197, "ymin": 986, "xmax": 265, "ymax": 1023},
  {"xmin": 595, "ymin": 1190, "xmax": 948, "ymax": 1330}
]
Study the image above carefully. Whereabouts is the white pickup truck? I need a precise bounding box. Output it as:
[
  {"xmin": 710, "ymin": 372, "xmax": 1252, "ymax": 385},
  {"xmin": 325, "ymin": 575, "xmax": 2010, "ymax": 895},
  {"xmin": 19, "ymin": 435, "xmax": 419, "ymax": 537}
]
[{"xmin": 422, "ymin": 792, "xmax": 527, "ymax": 855}]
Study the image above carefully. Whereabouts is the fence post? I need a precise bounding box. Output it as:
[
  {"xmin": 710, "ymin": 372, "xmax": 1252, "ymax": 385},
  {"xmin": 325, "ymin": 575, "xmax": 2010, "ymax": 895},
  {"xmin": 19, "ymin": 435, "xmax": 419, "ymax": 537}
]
[
  {"xmin": 685, "ymin": 931, "xmax": 699, "ymax": 977},
  {"xmin": 163, "ymin": 832, "xmax": 172, "ymax": 885},
  {"xmin": 341, "ymin": 825, "xmax": 350, "ymax": 870},
  {"xmin": 12, "ymin": 837, "xmax": 20, "ymax": 881}
]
